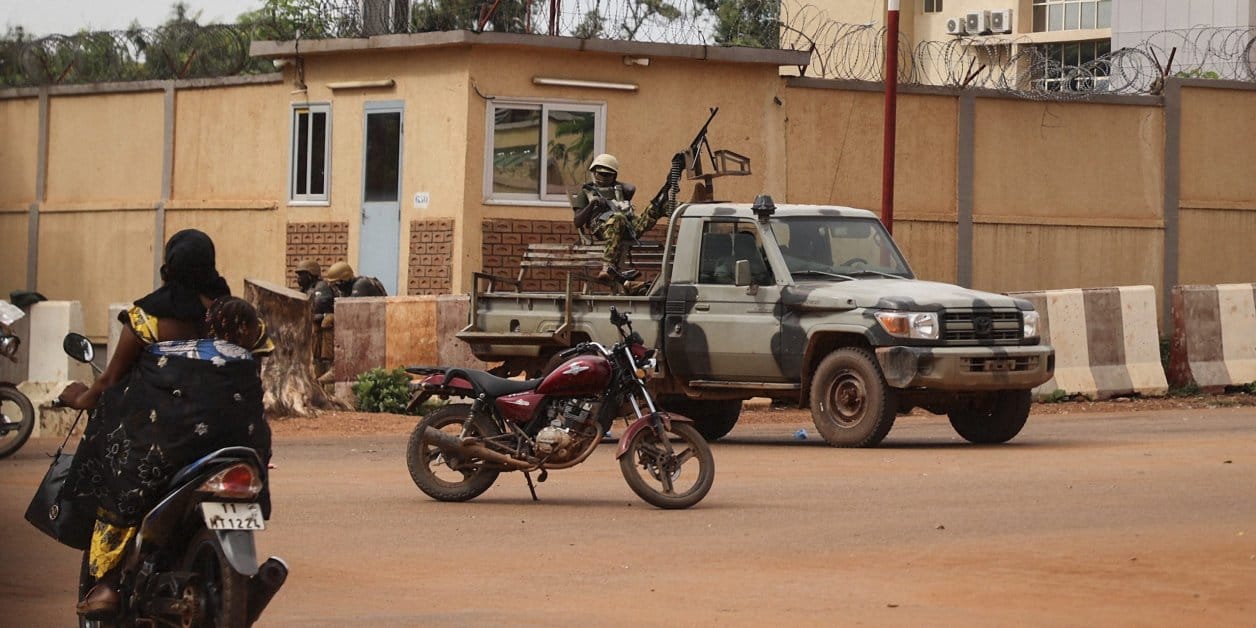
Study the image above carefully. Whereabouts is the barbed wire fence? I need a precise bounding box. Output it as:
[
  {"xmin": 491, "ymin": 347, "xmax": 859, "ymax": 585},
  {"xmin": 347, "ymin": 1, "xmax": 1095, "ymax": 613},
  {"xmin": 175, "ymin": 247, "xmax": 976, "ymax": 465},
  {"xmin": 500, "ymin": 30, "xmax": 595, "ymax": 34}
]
[{"xmin": 2, "ymin": 0, "xmax": 1253, "ymax": 99}]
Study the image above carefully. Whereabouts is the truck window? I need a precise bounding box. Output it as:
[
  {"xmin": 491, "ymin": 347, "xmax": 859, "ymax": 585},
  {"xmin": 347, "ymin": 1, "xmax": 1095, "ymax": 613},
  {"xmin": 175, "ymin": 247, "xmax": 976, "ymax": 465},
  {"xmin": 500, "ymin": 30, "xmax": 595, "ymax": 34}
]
[
  {"xmin": 699, "ymin": 223, "xmax": 774, "ymax": 285},
  {"xmin": 771, "ymin": 217, "xmax": 911, "ymax": 278}
]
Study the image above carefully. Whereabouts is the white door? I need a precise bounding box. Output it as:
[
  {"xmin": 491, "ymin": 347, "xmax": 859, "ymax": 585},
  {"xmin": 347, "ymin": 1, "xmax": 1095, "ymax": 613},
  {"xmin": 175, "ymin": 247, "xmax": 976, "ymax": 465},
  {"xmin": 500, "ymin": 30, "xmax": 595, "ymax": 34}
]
[{"xmin": 359, "ymin": 101, "xmax": 403, "ymax": 294}]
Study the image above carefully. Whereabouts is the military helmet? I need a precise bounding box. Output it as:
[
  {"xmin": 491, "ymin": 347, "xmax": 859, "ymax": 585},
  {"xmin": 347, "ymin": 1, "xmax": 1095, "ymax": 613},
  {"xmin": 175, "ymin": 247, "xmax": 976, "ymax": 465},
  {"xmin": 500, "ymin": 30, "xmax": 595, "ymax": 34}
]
[
  {"xmin": 296, "ymin": 259, "xmax": 321, "ymax": 276},
  {"xmin": 589, "ymin": 153, "xmax": 619, "ymax": 174},
  {"xmin": 325, "ymin": 261, "xmax": 355, "ymax": 282}
]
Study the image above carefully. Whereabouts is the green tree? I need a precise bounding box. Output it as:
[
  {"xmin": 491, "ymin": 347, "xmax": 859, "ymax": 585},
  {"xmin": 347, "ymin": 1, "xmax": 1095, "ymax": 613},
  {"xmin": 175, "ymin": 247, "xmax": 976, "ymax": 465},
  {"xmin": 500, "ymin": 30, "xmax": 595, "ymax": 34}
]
[
  {"xmin": 696, "ymin": 0, "xmax": 779, "ymax": 48},
  {"xmin": 618, "ymin": 0, "xmax": 682, "ymax": 41},
  {"xmin": 411, "ymin": 0, "xmax": 538, "ymax": 33}
]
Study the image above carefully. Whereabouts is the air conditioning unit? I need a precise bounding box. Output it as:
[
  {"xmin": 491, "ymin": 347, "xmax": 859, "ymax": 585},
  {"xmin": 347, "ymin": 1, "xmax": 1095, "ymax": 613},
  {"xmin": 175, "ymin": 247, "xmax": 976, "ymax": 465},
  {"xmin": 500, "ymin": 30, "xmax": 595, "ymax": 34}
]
[
  {"xmin": 946, "ymin": 16, "xmax": 968, "ymax": 36},
  {"xmin": 989, "ymin": 8, "xmax": 1013, "ymax": 34},
  {"xmin": 965, "ymin": 10, "xmax": 992, "ymax": 35}
]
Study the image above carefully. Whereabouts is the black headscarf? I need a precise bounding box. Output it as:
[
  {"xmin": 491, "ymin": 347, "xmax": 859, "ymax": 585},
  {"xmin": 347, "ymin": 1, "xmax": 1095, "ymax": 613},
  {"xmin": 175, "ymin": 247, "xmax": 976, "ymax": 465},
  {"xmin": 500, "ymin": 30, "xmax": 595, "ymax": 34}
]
[{"xmin": 134, "ymin": 229, "xmax": 231, "ymax": 321}]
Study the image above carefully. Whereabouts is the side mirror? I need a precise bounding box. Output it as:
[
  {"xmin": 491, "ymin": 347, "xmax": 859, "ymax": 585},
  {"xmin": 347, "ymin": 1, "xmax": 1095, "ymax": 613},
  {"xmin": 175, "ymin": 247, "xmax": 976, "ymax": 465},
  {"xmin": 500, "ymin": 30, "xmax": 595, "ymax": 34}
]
[
  {"xmin": 733, "ymin": 260, "xmax": 752, "ymax": 287},
  {"xmin": 63, "ymin": 333, "xmax": 94, "ymax": 364}
]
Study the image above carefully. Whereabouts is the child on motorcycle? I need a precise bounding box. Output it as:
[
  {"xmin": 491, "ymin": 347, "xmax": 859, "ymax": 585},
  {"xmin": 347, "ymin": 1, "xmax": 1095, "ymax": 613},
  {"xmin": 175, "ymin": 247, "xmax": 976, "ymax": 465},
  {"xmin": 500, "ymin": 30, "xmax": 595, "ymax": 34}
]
[{"xmin": 58, "ymin": 230, "xmax": 273, "ymax": 619}]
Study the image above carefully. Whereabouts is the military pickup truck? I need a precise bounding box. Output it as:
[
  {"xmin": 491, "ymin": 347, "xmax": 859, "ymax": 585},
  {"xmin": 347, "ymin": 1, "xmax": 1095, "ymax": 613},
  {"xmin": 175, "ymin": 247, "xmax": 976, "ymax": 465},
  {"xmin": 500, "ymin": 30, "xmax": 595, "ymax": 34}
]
[{"xmin": 457, "ymin": 196, "xmax": 1054, "ymax": 447}]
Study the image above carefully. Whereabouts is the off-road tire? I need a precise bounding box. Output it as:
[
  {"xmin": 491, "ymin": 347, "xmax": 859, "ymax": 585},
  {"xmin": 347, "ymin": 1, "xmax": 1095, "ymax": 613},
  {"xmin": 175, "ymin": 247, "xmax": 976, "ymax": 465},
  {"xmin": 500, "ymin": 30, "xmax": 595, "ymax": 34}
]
[
  {"xmin": 809, "ymin": 348, "xmax": 897, "ymax": 448},
  {"xmin": 407, "ymin": 404, "xmax": 502, "ymax": 502},
  {"xmin": 659, "ymin": 396, "xmax": 742, "ymax": 441},
  {"xmin": 947, "ymin": 389, "xmax": 1032, "ymax": 444}
]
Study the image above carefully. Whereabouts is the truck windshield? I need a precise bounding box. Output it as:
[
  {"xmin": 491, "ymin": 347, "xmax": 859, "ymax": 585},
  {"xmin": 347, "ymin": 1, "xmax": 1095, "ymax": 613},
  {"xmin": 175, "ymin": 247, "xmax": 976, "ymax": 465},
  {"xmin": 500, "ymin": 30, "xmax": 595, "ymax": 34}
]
[{"xmin": 769, "ymin": 217, "xmax": 912, "ymax": 279}]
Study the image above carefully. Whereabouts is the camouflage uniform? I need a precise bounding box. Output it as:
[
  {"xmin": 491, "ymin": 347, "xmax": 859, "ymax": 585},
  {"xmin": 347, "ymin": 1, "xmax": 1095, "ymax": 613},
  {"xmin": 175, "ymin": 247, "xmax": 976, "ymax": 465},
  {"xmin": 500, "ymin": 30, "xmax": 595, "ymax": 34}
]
[{"xmin": 571, "ymin": 174, "xmax": 668, "ymax": 270}]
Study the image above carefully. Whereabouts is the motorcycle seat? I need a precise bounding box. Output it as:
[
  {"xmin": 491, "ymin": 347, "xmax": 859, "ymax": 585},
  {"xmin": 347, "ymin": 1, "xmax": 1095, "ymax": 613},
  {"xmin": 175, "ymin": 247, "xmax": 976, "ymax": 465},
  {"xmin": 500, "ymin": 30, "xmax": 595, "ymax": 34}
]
[{"xmin": 445, "ymin": 368, "xmax": 541, "ymax": 398}]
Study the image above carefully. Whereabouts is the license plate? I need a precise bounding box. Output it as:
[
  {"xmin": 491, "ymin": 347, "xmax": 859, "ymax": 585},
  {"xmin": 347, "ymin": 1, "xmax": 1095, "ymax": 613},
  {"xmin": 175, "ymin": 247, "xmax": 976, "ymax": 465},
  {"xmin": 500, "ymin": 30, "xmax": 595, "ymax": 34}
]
[
  {"xmin": 201, "ymin": 502, "xmax": 265, "ymax": 530},
  {"xmin": 985, "ymin": 359, "xmax": 1014, "ymax": 372}
]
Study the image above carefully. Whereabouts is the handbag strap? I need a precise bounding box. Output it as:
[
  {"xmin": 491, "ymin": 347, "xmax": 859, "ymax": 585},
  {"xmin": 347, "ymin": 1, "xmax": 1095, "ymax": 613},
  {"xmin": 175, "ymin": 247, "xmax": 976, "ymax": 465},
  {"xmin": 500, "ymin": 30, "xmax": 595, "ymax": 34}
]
[{"xmin": 53, "ymin": 409, "xmax": 86, "ymax": 456}]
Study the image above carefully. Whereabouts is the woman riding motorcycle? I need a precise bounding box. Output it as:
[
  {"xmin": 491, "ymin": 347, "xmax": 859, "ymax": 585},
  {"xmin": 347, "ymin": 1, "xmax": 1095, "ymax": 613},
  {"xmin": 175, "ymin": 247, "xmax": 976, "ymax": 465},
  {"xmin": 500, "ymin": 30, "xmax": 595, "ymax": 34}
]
[{"xmin": 58, "ymin": 229, "xmax": 274, "ymax": 619}]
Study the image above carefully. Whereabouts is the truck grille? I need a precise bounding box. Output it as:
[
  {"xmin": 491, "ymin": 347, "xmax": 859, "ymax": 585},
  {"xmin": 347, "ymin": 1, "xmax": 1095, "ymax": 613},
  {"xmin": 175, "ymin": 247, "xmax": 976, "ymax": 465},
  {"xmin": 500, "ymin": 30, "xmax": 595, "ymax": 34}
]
[
  {"xmin": 941, "ymin": 309, "xmax": 1022, "ymax": 345},
  {"xmin": 962, "ymin": 356, "xmax": 1040, "ymax": 373}
]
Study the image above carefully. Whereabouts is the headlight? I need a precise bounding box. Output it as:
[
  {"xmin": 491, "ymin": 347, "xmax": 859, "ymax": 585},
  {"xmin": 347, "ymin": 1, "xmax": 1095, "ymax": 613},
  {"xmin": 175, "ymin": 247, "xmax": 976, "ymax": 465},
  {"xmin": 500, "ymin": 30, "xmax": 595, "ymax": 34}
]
[
  {"xmin": 874, "ymin": 311, "xmax": 939, "ymax": 340},
  {"xmin": 1022, "ymin": 310, "xmax": 1040, "ymax": 338}
]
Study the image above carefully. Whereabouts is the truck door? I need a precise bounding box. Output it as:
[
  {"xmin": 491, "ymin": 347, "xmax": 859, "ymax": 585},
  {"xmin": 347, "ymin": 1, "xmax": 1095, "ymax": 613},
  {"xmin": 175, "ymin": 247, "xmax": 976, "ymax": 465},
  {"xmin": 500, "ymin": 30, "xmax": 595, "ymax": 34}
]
[{"xmin": 665, "ymin": 222, "xmax": 786, "ymax": 382}]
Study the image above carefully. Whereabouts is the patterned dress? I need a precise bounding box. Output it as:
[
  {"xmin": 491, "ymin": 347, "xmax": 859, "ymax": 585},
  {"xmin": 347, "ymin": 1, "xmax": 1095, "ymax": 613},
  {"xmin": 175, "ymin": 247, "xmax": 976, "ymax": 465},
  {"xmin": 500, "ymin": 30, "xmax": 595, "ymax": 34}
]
[{"xmin": 69, "ymin": 306, "xmax": 273, "ymax": 578}]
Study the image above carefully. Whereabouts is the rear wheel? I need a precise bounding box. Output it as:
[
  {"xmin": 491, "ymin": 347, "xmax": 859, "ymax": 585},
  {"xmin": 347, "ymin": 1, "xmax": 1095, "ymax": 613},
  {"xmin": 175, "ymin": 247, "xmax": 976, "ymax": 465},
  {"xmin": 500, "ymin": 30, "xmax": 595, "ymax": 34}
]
[
  {"xmin": 809, "ymin": 348, "xmax": 896, "ymax": 448},
  {"xmin": 0, "ymin": 385, "xmax": 35, "ymax": 459},
  {"xmin": 658, "ymin": 396, "xmax": 741, "ymax": 441},
  {"xmin": 948, "ymin": 390, "xmax": 1032, "ymax": 444},
  {"xmin": 619, "ymin": 421, "xmax": 714, "ymax": 509},
  {"xmin": 181, "ymin": 527, "xmax": 249, "ymax": 628},
  {"xmin": 407, "ymin": 404, "xmax": 502, "ymax": 502}
]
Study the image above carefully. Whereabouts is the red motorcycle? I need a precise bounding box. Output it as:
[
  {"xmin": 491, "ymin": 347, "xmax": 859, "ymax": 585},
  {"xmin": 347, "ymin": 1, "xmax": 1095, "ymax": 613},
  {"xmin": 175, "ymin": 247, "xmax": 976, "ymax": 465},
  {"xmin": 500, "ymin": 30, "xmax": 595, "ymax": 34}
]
[{"xmin": 405, "ymin": 307, "xmax": 714, "ymax": 509}]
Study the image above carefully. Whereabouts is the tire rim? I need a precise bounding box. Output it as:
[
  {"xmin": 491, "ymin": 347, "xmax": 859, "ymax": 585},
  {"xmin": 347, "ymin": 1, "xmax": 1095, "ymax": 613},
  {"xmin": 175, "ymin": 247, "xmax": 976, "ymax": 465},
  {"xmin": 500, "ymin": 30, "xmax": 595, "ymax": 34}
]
[{"xmin": 828, "ymin": 370, "xmax": 866, "ymax": 427}]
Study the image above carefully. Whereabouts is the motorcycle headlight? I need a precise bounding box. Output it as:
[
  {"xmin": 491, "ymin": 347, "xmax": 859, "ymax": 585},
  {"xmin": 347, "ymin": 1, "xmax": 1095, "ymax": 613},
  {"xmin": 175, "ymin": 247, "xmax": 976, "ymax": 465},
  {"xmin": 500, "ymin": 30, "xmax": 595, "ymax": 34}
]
[
  {"xmin": 1022, "ymin": 310, "xmax": 1040, "ymax": 339},
  {"xmin": 874, "ymin": 311, "xmax": 939, "ymax": 340},
  {"xmin": 0, "ymin": 335, "xmax": 18, "ymax": 360}
]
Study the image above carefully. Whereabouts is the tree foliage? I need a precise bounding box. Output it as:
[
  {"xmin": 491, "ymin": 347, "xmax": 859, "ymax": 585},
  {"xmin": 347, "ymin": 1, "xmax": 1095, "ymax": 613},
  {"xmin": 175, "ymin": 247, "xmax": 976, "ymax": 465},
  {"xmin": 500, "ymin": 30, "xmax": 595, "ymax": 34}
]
[{"xmin": 696, "ymin": 0, "xmax": 780, "ymax": 48}]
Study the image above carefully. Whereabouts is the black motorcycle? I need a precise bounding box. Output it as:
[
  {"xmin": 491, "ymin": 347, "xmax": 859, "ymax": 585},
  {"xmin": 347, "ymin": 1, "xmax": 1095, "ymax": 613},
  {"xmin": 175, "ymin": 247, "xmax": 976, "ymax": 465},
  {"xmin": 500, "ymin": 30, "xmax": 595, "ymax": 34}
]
[{"xmin": 62, "ymin": 333, "xmax": 288, "ymax": 628}]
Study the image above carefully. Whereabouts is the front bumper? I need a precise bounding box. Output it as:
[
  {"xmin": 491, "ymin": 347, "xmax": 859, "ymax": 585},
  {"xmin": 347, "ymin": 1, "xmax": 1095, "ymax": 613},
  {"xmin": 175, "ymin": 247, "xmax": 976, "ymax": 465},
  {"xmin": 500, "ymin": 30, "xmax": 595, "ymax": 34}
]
[{"xmin": 875, "ymin": 344, "xmax": 1054, "ymax": 391}]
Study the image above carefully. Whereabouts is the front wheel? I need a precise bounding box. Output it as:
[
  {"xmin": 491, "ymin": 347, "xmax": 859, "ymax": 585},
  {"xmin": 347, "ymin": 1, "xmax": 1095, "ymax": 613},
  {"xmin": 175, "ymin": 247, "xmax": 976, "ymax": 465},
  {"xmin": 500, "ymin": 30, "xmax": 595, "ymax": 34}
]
[
  {"xmin": 809, "ymin": 348, "xmax": 896, "ymax": 448},
  {"xmin": 0, "ymin": 385, "xmax": 35, "ymax": 459},
  {"xmin": 181, "ymin": 527, "xmax": 250, "ymax": 627},
  {"xmin": 619, "ymin": 421, "xmax": 714, "ymax": 509},
  {"xmin": 407, "ymin": 404, "xmax": 502, "ymax": 502},
  {"xmin": 948, "ymin": 390, "xmax": 1032, "ymax": 444}
]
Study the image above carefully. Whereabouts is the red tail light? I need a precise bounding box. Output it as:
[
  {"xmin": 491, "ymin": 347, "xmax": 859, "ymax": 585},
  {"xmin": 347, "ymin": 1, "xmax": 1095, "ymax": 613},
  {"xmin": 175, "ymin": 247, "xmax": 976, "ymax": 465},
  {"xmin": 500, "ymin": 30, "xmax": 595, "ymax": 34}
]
[{"xmin": 198, "ymin": 462, "xmax": 263, "ymax": 499}]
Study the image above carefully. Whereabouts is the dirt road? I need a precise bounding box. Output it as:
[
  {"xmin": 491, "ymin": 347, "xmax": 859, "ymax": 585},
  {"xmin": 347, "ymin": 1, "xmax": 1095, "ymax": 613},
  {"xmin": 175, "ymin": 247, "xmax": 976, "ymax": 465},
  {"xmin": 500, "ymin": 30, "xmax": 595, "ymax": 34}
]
[{"xmin": 2, "ymin": 407, "xmax": 1253, "ymax": 626}]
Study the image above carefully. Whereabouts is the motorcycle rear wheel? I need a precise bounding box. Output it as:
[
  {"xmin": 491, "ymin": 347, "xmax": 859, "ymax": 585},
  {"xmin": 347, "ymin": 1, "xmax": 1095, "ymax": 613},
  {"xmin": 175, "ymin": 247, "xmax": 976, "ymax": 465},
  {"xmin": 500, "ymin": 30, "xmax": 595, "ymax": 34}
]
[
  {"xmin": 181, "ymin": 527, "xmax": 250, "ymax": 627},
  {"xmin": 619, "ymin": 421, "xmax": 714, "ymax": 509},
  {"xmin": 407, "ymin": 404, "xmax": 502, "ymax": 502},
  {"xmin": 0, "ymin": 385, "xmax": 35, "ymax": 459}
]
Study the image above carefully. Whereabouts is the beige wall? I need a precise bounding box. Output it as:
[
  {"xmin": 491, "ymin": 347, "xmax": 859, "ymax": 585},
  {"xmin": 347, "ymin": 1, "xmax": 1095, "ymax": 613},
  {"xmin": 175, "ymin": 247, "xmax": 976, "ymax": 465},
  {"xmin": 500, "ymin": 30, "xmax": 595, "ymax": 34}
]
[
  {"xmin": 0, "ymin": 212, "xmax": 29, "ymax": 297},
  {"xmin": 973, "ymin": 224, "xmax": 1163, "ymax": 294},
  {"xmin": 0, "ymin": 97, "xmax": 38, "ymax": 208},
  {"xmin": 164, "ymin": 208, "xmax": 287, "ymax": 304},
  {"xmin": 174, "ymin": 83, "xmax": 288, "ymax": 201},
  {"xmin": 46, "ymin": 92, "xmax": 165, "ymax": 204},
  {"xmin": 1177, "ymin": 85, "xmax": 1256, "ymax": 286}
]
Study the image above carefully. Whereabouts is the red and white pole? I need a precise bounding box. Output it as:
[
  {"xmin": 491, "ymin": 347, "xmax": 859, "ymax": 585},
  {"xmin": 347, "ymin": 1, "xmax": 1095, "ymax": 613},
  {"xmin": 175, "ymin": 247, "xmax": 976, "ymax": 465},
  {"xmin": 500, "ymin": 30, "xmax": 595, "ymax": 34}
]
[{"xmin": 882, "ymin": 0, "xmax": 900, "ymax": 234}]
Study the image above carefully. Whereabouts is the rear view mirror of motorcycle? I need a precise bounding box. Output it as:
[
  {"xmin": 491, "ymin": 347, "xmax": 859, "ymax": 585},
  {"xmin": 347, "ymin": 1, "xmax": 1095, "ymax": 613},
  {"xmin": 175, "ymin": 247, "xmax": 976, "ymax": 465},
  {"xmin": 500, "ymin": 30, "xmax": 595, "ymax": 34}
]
[
  {"xmin": 62, "ymin": 332, "xmax": 94, "ymax": 364},
  {"xmin": 609, "ymin": 306, "xmax": 628, "ymax": 327}
]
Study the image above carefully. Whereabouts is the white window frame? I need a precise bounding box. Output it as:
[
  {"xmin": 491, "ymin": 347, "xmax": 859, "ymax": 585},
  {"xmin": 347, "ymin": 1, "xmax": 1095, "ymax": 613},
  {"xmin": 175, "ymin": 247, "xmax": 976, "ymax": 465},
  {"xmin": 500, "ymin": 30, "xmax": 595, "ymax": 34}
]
[
  {"xmin": 289, "ymin": 103, "xmax": 332, "ymax": 205},
  {"xmin": 483, "ymin": 99, "xmax": 606, "ymax": 206}
]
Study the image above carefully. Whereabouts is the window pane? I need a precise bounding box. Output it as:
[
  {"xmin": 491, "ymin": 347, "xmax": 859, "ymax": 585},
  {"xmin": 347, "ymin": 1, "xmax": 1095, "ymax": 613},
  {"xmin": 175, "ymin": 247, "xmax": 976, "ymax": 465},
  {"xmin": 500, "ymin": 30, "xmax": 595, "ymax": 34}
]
[
  {"xmin": 295, "ymin": 111, "xmax": 309, "ymax": 196},
  {"xmin": 310, "ymin": 112, "xmax": 326, "ymax": 196},
  {"xmin": 1063, "ymin": 43, "xmax": 1080, "ymax": 66},
  {"xmin": 1064, "ymin": 2, "xmax": 1079, "ymax": 29},
  {"xmin": 1097, "ymin": 0, "xmax": 1111, "ymax": 28},
  {"xmin": 1033, "ymin": 5, "xmax": 1046, "ymax": 31},
  {"xmin": 364, "ymin": 112, "xmax": 401, "ymax": 202},
  {"xmin": 545, "ymin": 109, "xmax": 595, "ymax": 197},
  {"xmin": 1081, "ymin": 2, "xmax": 1095, "ymax": 29},
  {"xmin": 492, "ymin": 107, "xmax": 541, "ymax": 195},
  {"xmin": 1048, "ymin": 4, "xmax": 1062, "ymax": 30}
]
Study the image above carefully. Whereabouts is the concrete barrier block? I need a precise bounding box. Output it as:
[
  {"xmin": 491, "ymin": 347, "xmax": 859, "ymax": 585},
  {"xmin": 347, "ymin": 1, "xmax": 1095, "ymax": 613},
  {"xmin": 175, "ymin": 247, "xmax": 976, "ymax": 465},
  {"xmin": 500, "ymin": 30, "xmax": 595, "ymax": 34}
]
[
  {"xmin": 1010, "ymin": 286, "xmax": 1167, "ymax": 400},
  {"xmin": 1168, "ymin": 283, "xmax": 1256, "ymax": 391},
  {"xmin": 106, "ymin": 302, "xmax": 128, "ymax": 366}
]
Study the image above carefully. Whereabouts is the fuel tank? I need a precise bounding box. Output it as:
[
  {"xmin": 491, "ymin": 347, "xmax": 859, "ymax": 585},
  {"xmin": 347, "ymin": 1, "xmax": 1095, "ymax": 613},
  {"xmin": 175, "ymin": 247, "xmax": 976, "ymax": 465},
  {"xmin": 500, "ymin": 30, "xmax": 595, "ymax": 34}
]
[{"xmin": 537, "ymin": 354, "xmax": 612, "ymax": 396}]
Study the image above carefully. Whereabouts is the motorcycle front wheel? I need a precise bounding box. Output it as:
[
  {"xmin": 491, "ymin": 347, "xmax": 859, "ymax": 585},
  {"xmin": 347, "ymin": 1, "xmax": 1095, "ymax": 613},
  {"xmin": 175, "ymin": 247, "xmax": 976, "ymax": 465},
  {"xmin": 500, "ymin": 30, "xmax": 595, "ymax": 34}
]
[
  {"xmin": 619, "ymin": 421, "xmax": 714, "ymax": 509},
  {"xmin": 181, "ymin": 527, "xmax": 250, "ymax": 627},
  {"xmin": 407, "ymin": 404, "xmax": 502, "ymax": 502},
  {"xmin": 0, "ymin": 385, "xmax": 35, "ymax": 459}
]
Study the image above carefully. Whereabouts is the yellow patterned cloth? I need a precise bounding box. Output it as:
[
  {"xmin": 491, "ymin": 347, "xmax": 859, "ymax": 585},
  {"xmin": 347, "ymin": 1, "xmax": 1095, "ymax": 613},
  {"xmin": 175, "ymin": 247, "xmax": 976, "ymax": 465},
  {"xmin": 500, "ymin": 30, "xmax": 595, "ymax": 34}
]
[{"xmin": 88, "ymin": 519, "xmax": 137, "ymax": 579}]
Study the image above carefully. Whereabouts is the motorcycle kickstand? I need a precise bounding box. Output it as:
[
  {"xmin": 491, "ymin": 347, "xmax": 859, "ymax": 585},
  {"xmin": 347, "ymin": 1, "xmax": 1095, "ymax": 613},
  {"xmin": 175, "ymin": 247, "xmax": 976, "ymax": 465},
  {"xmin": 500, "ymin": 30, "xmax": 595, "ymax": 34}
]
[{"xmin": 521, "ymin": 468, "xmax": 549, "ymax": 501}]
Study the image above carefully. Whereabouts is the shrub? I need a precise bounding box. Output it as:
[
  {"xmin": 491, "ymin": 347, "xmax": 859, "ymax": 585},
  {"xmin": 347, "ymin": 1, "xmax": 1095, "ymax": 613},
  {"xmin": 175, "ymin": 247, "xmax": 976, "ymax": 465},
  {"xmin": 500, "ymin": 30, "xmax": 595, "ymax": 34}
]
[
  {"xmin": 1041, "ymin": 389, "xmax": 1071, "ymax": 403},
  {"xmin": 351, "ymin": 367, "xmax": 413, "ymax": 414}
]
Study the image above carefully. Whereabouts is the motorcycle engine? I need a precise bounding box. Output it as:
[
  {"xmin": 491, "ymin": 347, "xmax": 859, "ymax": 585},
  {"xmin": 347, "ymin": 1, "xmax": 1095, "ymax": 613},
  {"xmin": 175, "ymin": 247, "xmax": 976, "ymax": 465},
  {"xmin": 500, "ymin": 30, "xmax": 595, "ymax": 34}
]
[{"xmin": 534, "ymin": 398, "xmax": 598, "ymax": 462}]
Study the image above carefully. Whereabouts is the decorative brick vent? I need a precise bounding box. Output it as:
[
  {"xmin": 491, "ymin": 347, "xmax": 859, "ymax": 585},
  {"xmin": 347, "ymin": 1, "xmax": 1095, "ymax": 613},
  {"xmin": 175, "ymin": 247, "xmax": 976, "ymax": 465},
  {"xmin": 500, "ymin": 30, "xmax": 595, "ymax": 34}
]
[
  {"xmin": 408, "ymin": 219, "xmax": 454, "ymax": 295},
  {"xmin": 285, "ymin": 222, "xmax": 349, "ymax": 289},
  {"xmin": 481, "ymin": 219, "xmax": 665, "ymax": 292}
]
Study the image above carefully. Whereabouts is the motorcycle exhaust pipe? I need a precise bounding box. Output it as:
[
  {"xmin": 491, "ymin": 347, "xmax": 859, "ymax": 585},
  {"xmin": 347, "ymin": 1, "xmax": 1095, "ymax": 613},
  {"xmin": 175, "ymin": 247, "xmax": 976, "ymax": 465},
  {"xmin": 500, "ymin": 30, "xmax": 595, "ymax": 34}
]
[
  {"xmin": 246, "ymin": 557, "xmax": 289, "ymax": 625},
  {"xmin": 422, "ymin": 426, "xmax": 532, "ymax": 470}
]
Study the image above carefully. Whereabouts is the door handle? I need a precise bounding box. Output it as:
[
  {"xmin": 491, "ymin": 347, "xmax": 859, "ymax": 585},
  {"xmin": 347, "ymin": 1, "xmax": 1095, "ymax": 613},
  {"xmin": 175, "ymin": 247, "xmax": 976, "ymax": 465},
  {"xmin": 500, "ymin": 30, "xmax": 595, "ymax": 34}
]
[{"xmin": 695, "ymin": 304, "xmax": 710, "ymax": 311}]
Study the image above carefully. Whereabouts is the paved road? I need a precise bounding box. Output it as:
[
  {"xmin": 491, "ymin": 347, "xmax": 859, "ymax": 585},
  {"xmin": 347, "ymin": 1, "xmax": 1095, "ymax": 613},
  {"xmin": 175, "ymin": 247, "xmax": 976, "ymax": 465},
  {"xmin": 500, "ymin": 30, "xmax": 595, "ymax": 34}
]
[{"xmin": 3, "ymin": 408, "xmax": 1253, "ymax": 626}]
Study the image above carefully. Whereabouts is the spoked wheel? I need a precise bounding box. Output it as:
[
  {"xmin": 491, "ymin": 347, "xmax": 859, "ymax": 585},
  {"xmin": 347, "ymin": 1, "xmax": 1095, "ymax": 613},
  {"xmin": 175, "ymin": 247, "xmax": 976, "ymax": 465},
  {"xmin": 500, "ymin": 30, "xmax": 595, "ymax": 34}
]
[
  {"xmin": 0, "ymin": 385, "xmax": 35, "ymax": 459},
  {"xmin": 618, "ymin": 420, "xmax": 714, "ymax": 509},
  {"xmin": 180, "ymin": 527, "xmax": 249, "ymax": 628},
  {"xmin": 406, "ymin": 404, "xmax": 502, "ymax": 502}
]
